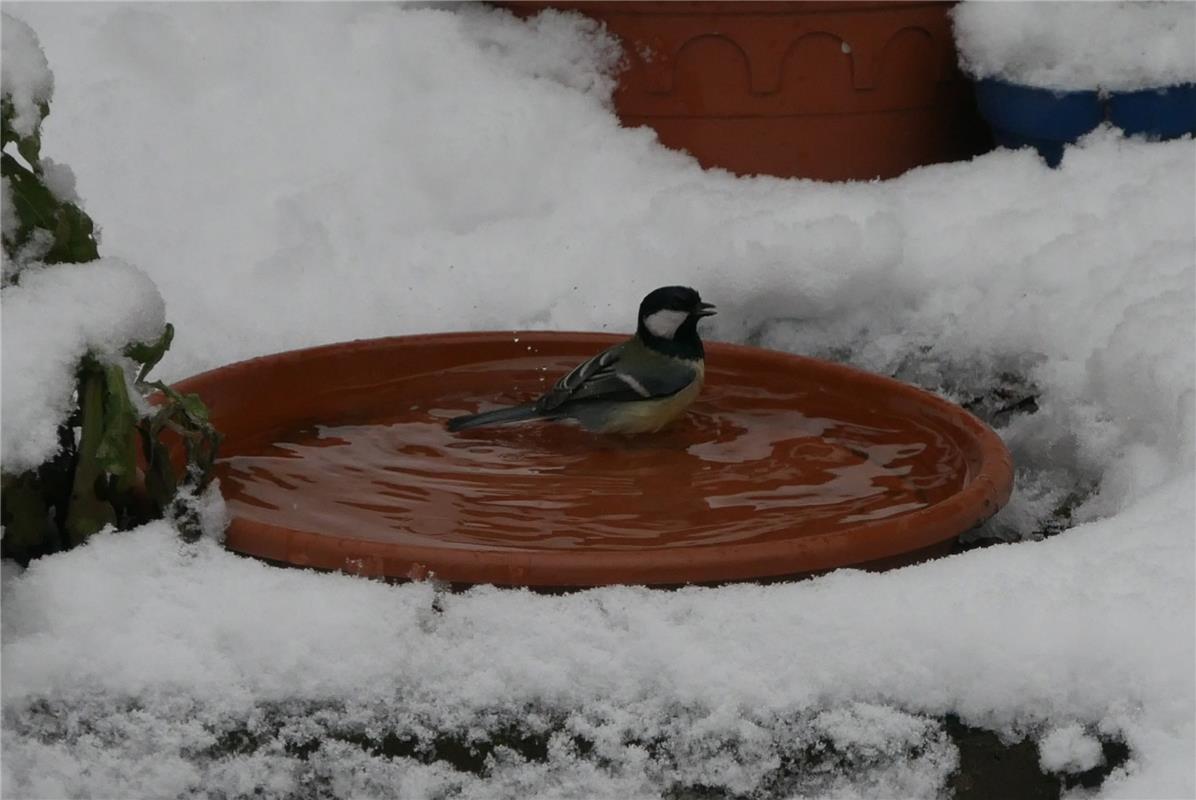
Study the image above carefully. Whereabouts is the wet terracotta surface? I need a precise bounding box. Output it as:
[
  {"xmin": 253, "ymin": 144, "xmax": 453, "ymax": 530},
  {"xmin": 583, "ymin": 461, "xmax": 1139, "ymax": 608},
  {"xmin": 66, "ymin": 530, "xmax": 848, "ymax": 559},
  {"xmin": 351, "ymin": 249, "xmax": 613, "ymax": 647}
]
[{"xmin": 175, "ymin": 333, "xmax": 1013, "ymax": 586}]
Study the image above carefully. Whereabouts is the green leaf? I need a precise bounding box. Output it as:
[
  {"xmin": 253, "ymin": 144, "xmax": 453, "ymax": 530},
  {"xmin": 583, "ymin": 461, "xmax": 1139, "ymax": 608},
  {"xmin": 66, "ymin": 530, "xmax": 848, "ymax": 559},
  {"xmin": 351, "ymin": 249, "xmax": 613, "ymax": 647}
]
[
  {"xmin": 0, "ymin": 472, "xmax": 51, "ymax": 561},
  {"xmin": 3, "ymin": 151, "xmax": 55, "ymax": 231},
  {"xmin": 49, "ymin": 202, "xmax": 99, "ymax": 264},
  {"xmin": 125, "ymin": 323, "xmax": 174, "ymax": 382},
  {"xmin": 94, "ymin": 363, "xmax": 138, "ymax": 491},
  {"xmin": 1, "ymin": 97, "xmax": 47, "ymax": 160},
  {"xmin": 1, "ymin": 151, "xmax": 99, "ymax": 266},
  {"xmin": 178, "ymin": 393, "xmax": 211, "ymax": 424},
  {"xmin": 3, "ymin": 91, "xmax": 225, "ymax": 549},
  {"xmin": 1, "ymin": 98, "xmax": 18, "ymax": 149}
]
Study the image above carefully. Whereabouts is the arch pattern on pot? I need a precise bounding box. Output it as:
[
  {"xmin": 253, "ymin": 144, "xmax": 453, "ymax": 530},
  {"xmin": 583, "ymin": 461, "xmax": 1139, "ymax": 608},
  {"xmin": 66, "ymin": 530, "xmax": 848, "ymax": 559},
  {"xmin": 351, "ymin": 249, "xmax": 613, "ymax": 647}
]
[
  {"xmin": 614, "ymin": 7, "xmax": 955, "ymax": 117},
  {"xmin": 497, "ymin": 0, "xmax": 986, "ymax": 180}
]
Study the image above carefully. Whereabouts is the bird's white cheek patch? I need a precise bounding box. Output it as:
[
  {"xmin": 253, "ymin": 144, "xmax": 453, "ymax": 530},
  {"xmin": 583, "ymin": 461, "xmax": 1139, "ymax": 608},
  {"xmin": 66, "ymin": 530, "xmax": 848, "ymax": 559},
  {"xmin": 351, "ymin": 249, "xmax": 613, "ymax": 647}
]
[{"xmin": 644, "ymin": 309, "xmax": 689, "ymax": 339}]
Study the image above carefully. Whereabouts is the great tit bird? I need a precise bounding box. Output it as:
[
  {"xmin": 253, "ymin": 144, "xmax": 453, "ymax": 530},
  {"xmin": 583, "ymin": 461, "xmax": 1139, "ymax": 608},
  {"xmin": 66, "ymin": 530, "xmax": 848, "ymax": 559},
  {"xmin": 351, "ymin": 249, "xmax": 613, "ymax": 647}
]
[{"xmin": 447, "ymin": 286, "xmax": 716, "ymax": 434}]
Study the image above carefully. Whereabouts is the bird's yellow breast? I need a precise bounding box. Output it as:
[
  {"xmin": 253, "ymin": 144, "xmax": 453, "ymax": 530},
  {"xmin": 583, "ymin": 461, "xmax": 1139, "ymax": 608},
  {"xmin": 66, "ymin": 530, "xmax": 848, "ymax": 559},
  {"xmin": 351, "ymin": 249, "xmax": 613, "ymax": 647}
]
[{"xmin": 597, "ymin": 360, "xmax": 704, "ymax": 434}]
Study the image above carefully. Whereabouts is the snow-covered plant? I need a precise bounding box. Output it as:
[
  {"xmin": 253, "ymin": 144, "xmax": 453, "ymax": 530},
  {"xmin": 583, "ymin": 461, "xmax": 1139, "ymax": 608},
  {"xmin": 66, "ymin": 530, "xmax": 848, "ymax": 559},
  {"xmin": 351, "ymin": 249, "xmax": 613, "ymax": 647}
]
[{"xmin": 1, "ymin": 14, "xmax": 221, "ymax": 562}]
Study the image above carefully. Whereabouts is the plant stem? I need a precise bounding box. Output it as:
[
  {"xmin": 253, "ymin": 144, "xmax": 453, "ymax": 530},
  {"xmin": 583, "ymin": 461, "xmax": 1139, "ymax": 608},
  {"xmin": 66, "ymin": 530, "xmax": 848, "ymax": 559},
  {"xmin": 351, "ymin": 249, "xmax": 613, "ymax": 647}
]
[{"xmin": 64, "ymin": 365, "xmax": 116, "ymax": 545}]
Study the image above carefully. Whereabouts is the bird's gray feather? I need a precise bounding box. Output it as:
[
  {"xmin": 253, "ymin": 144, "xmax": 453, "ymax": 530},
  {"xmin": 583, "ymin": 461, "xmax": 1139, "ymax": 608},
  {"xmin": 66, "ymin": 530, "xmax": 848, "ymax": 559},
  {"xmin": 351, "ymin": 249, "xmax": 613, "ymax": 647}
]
[{"xmin": 535, "ymin": 340, "xmax": 698, "ymax": 412}]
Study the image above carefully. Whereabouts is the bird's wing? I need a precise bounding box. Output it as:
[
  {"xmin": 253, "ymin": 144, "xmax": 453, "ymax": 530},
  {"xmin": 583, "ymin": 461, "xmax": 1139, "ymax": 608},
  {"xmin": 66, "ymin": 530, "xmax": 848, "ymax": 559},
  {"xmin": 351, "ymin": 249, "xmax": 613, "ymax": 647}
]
[{"xmin": 535, "ymin": 340, "xmax": 698, "ymax": 412}]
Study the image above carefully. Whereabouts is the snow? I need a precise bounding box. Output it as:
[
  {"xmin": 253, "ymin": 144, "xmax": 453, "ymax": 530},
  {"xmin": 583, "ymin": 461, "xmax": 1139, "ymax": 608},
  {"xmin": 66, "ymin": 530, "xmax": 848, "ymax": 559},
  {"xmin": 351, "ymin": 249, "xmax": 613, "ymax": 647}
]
[
  {"xmin": 38, "ymin": 156, "xmax": 79, "ymax": 203},
  {"xmin": 3, "ymin": 480, "xmax": 1192, "ymax": 798},
  {"xmin": 2, "ymin": 3, "xmax": 1194, "ymax": 798},
  {"xmin": 1039, "ymin": 723, "xmax": 1104, "ymax": 775},
  {"xmin": 952, "ymin": 1, "xmax": 1196, "ymax": 91},
  {"xmin": 0, "ymin": 259, "xmax": 165, "ymax": 474},
  {"xmin": 0, "ymin": 12, "xmax": 53, "ymax": 139}
]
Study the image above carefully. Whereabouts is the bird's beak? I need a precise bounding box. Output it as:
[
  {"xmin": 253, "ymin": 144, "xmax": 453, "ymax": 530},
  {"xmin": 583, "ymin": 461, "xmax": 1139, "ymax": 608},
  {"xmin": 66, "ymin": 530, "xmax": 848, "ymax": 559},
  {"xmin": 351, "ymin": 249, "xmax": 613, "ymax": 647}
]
[{"xmin": 694, "ymin": 302, "xmax": 717, "ymax": 317}]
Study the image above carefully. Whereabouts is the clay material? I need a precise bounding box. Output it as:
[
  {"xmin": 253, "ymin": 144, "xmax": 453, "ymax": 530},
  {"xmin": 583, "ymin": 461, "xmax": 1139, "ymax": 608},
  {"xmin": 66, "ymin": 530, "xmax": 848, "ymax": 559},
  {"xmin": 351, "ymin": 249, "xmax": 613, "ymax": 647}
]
[
  {"xmin": 174, "ymin": 333, "xmax": 1014, "ymax": 587},
  {"xmin": 500, "ymin": 1, "xmax": 986, "ymax": 180}
]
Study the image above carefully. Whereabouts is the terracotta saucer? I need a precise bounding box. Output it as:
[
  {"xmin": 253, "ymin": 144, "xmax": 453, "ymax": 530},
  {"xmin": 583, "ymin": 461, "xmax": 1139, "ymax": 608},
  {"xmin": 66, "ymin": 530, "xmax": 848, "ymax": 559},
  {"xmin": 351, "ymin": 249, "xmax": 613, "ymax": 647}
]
[{"xmin": 173, "ymin": 332, "xmax": 1013, "ymax": 587}]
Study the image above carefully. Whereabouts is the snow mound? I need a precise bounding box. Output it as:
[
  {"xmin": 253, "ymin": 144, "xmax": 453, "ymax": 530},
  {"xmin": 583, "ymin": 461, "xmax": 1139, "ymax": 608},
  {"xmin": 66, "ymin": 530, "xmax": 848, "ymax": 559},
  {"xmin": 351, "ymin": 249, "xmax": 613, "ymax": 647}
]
[
  {"xmin": 759, "ymin": 129, "xmax": 1194, "ymax": 536},
  {"xmin": 1, "ymin": 4, "xmax": 1193, "ymax": 797},
  {"xmin": 1039, "ymin": 723, "xmax": 1104, "ymax": 775},
  {"xmin": 1, "ymin": 12, "xmax": 53, "ymax": 138},
  {"xmin": 1, "ymin": 476, "xmax": 1191, "ymax": 798},
  {"xmin": 1, "ymin": 259, "xmax": 165, "ymax": 474},
  {"xmin": 952, "ymin": 1, "xmax": 1196, "ymax": 91}
]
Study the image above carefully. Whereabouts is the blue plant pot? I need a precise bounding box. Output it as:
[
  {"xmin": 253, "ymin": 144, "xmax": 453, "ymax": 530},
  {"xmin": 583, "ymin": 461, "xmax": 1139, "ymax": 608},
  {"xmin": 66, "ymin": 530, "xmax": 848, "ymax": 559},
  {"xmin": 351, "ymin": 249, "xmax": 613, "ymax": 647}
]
[
  {"xmin": 974, "ymin": 79, "xmax": 1102, "ymax": 167},
  {"xmin": 974, "ymin": 78, "xmax": 1196, "ymax": 167},
  {"xmin": 1108, "ymin": 83, "xmax": 1196, "ymax": 138}
]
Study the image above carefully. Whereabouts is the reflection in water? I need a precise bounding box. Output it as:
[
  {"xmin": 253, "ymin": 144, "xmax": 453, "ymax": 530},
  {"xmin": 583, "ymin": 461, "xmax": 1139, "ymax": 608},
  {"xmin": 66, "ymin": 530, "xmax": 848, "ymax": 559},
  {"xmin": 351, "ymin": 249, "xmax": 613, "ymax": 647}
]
[{"xmin": 219, "ymin": 356, "xmax": 968, "ymax": 551}]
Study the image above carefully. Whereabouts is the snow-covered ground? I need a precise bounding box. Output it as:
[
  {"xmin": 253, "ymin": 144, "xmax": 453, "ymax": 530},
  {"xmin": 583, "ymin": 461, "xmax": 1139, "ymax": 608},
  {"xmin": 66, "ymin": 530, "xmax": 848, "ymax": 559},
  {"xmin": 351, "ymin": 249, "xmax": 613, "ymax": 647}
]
[
  {"xmin": 953, "ymin": 1, "xmax": 1196, "ymax": 91},
  {"xmin": 2, "ymin": 4, "xmax": 1193, "ymax": 798}
]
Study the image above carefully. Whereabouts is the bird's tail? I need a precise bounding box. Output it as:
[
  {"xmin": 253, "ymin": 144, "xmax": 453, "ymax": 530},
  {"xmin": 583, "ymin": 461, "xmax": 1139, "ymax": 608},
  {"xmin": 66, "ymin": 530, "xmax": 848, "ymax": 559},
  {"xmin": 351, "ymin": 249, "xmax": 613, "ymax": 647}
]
[{"xmin": 446, "ymin": 403, "xmax": 544, "ymax": 432}]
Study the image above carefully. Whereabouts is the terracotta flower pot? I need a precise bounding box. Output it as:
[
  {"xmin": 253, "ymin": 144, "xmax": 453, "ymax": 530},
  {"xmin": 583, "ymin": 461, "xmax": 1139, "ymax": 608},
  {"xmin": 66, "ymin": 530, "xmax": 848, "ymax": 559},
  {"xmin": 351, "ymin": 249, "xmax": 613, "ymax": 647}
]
[
  {"xmin": 173, "ymin": 333, "xmax": 1013, "ymax": 588},
  {"xmin": 501, "ymin": 0, "xmax": 987, "ymax": 180}
]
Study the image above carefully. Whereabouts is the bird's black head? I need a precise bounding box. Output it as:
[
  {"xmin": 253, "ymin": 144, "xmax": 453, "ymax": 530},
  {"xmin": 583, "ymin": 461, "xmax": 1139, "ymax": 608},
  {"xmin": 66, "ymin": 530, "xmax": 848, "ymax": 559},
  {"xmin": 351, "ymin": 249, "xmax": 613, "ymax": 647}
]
[{"xmin": 635, "ymin": 285, "xmax": 716, "ymax": 359}]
